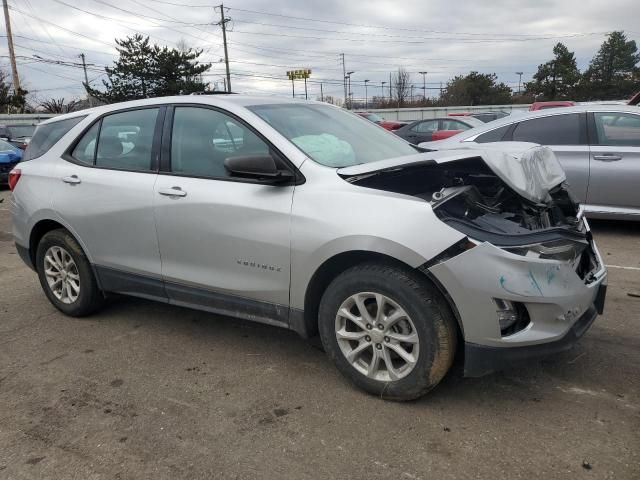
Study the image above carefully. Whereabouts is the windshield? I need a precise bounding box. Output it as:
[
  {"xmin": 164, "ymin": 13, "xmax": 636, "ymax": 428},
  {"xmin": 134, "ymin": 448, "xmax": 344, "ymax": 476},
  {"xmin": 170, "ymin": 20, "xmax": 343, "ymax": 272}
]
[{"xmin": 249, "ymin": 104, "xmax": 416, "ymax": 167}]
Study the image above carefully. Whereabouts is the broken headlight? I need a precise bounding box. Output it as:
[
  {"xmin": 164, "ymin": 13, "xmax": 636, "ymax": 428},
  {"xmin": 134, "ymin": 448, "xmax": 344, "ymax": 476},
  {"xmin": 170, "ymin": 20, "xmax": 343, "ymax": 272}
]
[{"xmin": 505, "ymin": 239, "xmax": 588, "ymax": 263}]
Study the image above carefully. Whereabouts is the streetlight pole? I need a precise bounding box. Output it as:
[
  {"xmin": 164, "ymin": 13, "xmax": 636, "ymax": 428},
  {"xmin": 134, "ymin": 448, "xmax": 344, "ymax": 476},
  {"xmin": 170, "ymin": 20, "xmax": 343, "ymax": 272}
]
[
  {"xmin": 346, "ymin": 71, "xmax": 354, "ymax": 109},
  {"xmin": 419, "ymin": 71, "xmax": 427, "ymax": 102},
  {"xmin": 515, "ymin": 71, "xmax": 523, "ymax": 94},
  {"xmin": 364, "ymin": 79, "xmax": 369, "ymax": 110},
  {"xmin": 381, "ymin": 81, "xmax": 386, "ymax": 102}
]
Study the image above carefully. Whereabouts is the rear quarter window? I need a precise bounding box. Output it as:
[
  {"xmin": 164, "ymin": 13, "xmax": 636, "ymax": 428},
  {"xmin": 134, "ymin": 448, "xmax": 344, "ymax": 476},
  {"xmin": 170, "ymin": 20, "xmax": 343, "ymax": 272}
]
[
  {"xmin": 23, "ymin": 116, "xmax": 86, "ymax": 161},
  {"xmin": 474, "ymin": 125, "xmax": 511, "ymax": 143}
]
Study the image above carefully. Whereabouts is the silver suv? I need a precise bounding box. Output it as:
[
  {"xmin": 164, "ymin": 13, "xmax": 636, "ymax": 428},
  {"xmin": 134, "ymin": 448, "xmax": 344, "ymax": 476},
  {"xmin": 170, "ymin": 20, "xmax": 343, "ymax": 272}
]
[{"xmin": 10, "ymin": 96, "xmax": 607, "ymax": 400}]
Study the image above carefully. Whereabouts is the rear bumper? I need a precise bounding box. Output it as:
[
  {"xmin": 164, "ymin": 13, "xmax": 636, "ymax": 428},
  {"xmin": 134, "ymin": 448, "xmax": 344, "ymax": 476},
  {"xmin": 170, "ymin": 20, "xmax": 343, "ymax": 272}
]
[{"xmin": 464, "ymin": 301, "xmax": 599, "ymax": 377}]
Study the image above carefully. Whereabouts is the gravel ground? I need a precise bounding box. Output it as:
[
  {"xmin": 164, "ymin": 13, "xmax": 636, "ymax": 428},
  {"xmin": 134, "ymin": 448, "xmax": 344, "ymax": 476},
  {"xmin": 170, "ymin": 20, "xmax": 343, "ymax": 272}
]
[{"xmin": 0, "ymin": 187, "xmax": 638, "ymax": 479}]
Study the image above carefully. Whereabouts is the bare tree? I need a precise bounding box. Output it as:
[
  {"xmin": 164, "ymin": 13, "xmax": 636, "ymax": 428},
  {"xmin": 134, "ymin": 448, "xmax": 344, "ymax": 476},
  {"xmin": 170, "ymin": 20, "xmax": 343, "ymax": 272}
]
[
  {"xmin": 392, "ymin": 67, "xmax": 412, "ymax": 107},
  {"xmin": 39, "ymin": 98, "xmax": 81, "ymax": 113}
]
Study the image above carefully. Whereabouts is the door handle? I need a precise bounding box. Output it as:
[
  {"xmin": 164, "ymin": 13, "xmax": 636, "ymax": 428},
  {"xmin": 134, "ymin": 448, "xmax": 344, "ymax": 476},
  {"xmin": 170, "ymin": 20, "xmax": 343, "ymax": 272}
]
[
  {"xmin": 62, "ymin": 175, "xmax": 81, "ymax": 185},
  {"xmin": 158, "ymin": 186, "xmax": 187, "ymax": 197},
  {"xmin": 593, "ymin": 154, "xmax": 622, "ymax": 162}
]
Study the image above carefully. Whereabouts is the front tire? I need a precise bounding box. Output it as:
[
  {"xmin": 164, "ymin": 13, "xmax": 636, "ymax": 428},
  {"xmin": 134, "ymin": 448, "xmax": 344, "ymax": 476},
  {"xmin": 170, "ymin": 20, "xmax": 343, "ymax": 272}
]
[
  {"xmin": 36, "ymin": 229, "xmax": 104, "ymax": 316},
  {"xmin": 318, "ymin": 262, "xmax": 457, "ymax": 400}
]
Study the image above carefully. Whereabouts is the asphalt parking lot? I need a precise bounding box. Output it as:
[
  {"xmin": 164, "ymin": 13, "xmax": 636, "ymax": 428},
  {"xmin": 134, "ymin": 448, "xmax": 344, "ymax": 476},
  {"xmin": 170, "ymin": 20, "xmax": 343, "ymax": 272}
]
[{"xmin": 0, "ymin": 187, "xmax": 638, "ymax": 480}]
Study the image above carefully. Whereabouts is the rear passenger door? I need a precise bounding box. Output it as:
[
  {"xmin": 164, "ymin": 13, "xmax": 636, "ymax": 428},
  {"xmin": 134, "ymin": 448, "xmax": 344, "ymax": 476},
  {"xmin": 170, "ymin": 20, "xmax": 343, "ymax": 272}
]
[
  {"xmin": 52, "ymin": 107, "xmax": 165, "ymax": 295},
  {"xmin": 587, "ymin": 111, "xmax": 640, "ymax": 212},
  {"xmin": 509, "ymin": 113, "xmax": 589, "ymax": 203}
]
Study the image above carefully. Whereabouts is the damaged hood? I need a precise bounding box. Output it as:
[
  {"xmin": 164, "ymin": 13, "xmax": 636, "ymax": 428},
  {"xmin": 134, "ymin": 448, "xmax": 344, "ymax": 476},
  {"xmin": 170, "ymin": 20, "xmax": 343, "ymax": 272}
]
[{"xmin": 338, "ymin": 142, "xmax": 566, "ymax": 204}]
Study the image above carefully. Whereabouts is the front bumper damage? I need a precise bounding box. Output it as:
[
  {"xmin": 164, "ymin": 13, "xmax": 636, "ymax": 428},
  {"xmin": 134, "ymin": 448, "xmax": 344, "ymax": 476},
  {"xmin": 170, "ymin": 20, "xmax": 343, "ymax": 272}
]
[{"xmin": 428, "ymin": 234, "xmax": 607, "ymax": 377}]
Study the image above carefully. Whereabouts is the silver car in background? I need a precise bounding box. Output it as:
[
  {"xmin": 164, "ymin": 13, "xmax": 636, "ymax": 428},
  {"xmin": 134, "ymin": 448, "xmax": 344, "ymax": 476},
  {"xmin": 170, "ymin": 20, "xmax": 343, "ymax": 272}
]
[
  {"xmin": 10, "ymin": 96, "xmax": 607, "ymax": 400},
  {"xmin": 421, "ymin": 105, "xmax": 640, "ymax": 220}
]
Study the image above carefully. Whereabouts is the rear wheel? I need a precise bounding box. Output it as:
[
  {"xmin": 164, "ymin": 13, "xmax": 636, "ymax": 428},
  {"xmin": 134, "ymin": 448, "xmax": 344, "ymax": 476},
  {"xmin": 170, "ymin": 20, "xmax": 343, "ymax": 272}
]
[
  {"xmin": 318, "ymin": 262, "xmax": 457, "ymax": 400},
  {"xmin": 36, "ymin": 229, "xmax": 104, "ymax": 316}
]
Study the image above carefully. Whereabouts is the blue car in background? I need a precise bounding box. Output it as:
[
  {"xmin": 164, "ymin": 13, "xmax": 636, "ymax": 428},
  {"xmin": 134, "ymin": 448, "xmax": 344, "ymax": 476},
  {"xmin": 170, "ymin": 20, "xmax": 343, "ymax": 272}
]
[{"xmin": 0, "ymin": 139, "xmax": 23, "ymax": 186}]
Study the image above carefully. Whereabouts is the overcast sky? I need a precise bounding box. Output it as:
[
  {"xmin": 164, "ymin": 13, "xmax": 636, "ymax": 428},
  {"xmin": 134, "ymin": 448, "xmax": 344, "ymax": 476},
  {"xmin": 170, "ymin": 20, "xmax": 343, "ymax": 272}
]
[{"xmin": 2, "ymin": 0, "xmax": 639, "ymax": 104}]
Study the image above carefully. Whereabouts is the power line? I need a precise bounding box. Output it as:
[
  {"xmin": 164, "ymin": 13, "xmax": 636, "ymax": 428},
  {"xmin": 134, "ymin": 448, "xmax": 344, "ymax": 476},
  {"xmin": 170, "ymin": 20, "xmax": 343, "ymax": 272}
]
[
  {"xmin": 228, "ymin": 7, "xmax": 606, "ymax": 39},
  {"xmin": 232, "ymin": 18, "xmax": 600, "ymax": 43},
  {"xmin": 7, "ymin": 5, "xmax": 118, "ymax": 48}
]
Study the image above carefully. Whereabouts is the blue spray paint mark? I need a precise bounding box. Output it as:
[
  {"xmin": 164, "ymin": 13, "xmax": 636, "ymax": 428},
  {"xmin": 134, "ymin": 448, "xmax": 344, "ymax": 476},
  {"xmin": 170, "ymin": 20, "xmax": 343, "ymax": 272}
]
[{"xmin": 528, "ymin": 270, "xmax": 544, "ymax": 296}]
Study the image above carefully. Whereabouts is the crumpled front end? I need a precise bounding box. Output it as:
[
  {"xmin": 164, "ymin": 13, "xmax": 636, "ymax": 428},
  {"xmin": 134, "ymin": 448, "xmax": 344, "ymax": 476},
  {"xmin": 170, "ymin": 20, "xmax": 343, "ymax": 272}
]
[
  {"xmin": 428, "ymin": 228, "xmax": 607, "ymax": 376},
  {"xmin": 341, "ymin": 144, "xmax": 608, "ymax": 377}
]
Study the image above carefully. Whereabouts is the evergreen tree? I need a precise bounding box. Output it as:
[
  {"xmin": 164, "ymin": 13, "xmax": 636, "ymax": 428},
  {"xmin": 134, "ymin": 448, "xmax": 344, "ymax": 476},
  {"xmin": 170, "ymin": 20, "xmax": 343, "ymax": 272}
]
[
  {"xmin": 525, "ymin": 43, "xmax": 580, "ymax": 100},
  {"xmin": 87, "ymin": 35, "xmax": 211, "ymax": 103},
  {"xmin": 580, "ymin": 31, "xmax": 640, "ymax": 100},
  {"xmin": 439, "ymin": 72, "xmax": 512, "ymax": 106}
]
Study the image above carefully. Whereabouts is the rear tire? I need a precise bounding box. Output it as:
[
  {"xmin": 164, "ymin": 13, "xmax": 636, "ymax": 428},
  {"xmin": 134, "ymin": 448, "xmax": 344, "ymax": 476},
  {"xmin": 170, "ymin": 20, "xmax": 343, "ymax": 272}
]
[
  {"xmin": 36, "ymin": 229, "xmax": 104, "ymax": 316},
  {"xmin": 318, "ymin": 262, "xmax": 457, "ymax": 400}
]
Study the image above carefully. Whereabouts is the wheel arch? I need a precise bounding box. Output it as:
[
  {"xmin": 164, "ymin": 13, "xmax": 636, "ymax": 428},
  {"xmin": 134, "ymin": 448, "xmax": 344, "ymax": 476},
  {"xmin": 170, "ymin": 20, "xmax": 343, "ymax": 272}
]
[{"xmin": 293, "ymin": 249, "xmax": 462, "ymax": 346}]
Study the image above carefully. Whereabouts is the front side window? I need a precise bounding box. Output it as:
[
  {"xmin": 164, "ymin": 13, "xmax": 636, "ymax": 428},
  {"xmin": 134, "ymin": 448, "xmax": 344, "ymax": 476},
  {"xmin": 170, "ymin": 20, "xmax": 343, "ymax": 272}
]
[
  {"xmin": 250, "ymin": 104, "xmax": 417, "ymax": 167},
  {"xmin": 95, "ymin": 108, "xmax": 159, "ymax": 171},
  {"xmin": 23, "ymin": 116, "xmax": 86, "ymax": 161},
  {"xmin": 512, "ymin": 114, "xmax": 581, "ymax": 145},
  {"xmin": 593, "ymin": 112, "xmax": 640, "ymax": 147},
  {"xmin": 170, "ymin": 106, "xmax": 270, "ymax": 178}
]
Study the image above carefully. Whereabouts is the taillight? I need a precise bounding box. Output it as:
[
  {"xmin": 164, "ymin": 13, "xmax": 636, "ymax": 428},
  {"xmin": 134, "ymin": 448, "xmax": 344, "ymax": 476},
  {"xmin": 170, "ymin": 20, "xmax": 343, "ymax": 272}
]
[{"xmin": 8, "ymin": 169, "xmax": 21, "ymax": 191}]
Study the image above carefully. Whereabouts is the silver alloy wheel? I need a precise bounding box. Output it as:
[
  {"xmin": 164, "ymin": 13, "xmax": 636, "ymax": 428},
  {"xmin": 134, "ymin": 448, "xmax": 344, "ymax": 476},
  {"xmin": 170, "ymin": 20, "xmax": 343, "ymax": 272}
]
[
  {"xmin": 44, "ymin": 246, "xmax": 80, "ymax": 304},
  {"xmin": 335, "ymin": 292, "xmax": 419, "ymax": 382}
]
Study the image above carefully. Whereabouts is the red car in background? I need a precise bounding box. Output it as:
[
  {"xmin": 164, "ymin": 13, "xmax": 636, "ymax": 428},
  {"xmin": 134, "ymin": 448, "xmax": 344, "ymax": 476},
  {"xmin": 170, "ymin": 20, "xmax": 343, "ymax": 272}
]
[
  {"xmin": 356, "ymin": 112, "xmax": 408, "ymax": 131},
  {"xmin": 529, "ymin": 101, "xmax": 575, "ymax": 111}
]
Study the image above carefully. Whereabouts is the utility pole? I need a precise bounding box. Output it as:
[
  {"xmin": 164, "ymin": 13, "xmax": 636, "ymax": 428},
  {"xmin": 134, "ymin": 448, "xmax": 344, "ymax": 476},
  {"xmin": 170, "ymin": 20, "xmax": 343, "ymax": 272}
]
[
  {"xmin": 216, "ymin": 4, "xmax": 231, "ymax": 92},
  {"xmin": 381, "ymin": 81, "xmax": 386, "ymax": 102},
  {"xmin": 304, "ymin": 76, "xmax": 308, "ymax": 100},
  {"xmin": 2, "ymin": 0, "xmax": 20, "ymax": 95},
  {"xmin": 389, "ymin": 72, "xmax": 392, "ymax": 99},
  {"xmin": 515, "ymin": 71, "xmax": 523, "ymax": 94},
  {"xmin": 419, "ymin": 71, "xmax": 427, "ymax": 102},
  {"xmin": 320, "ymin": 82, "xmax": 323, "ymax": 102},
  {"xmin": 79, "ymin": 53, "xmax": 93, "ymax": 107},
  {"xmin": 410, "ymin": 84, "xmax": 414, "ymax": 103},
  {"xmin": 340, "ymin": 53, "xmax": 346, "ymax": 107},
  {"xmin": 364, "ymin": 79, "xmax": 369, "ymax": 110}
]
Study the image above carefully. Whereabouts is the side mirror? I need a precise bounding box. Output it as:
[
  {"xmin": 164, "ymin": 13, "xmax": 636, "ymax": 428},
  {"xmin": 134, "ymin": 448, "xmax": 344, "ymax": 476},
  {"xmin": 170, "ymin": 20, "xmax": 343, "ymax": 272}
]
[{"xmin": 224, "ymin": 155, "xmax": 294, "ymax": 183}]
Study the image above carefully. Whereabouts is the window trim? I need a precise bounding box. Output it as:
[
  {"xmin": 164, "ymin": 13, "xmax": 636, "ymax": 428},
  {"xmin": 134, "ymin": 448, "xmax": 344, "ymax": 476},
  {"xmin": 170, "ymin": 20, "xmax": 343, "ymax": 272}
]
[
  {"xmin": 159, "ymin": 103, "xmax": 305, "ymax": 186},
  {"xmin": 587, "ymin": 111, "xmax": 640, "ymax": 147},
  {"xmin": 62, "ymin": 105, "xmax": 166, "ymax": 173}
]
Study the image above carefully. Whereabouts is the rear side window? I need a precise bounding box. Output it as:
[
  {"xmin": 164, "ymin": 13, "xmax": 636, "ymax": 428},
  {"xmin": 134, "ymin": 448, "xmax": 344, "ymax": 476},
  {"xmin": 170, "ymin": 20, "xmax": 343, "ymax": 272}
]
[
  {"xmin": 23, "ymin": 116, "xmax": 86, "ymax": 161},
  {"xmin": 95, "ymin": 108, "xmax": 159, "ymax": 171},
  {"xmin": 411, "ymin": 120, "xmax": 438, "ymax": 133},
  {"xmin": 71, "ymin": 122, "xmax": 100, "ymax": 165},
  {"xmin": 474, "ymin": 125, "xmax": 510, "ymax": 143},
  {"xmin": 512, "ymin": 114, "xmax": 581, "ymax": 145}
]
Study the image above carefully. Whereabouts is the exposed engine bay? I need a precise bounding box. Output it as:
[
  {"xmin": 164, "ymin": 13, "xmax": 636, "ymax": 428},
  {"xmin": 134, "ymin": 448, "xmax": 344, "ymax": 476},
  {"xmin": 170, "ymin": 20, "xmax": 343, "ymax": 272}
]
[
  {"xmin": 343, "ymin": 156, "xmax": 599, "ymax": 281},
  {"xmin": 345, "ymin": 157, "xmax": 582, "ymax": 237}
]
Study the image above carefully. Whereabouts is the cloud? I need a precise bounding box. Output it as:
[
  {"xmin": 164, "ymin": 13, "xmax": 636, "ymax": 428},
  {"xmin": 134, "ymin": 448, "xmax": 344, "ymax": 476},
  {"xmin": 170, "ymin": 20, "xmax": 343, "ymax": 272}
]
[{"xmin": 1, "ymin": 0, "xmax": 638, "ymax": 102}]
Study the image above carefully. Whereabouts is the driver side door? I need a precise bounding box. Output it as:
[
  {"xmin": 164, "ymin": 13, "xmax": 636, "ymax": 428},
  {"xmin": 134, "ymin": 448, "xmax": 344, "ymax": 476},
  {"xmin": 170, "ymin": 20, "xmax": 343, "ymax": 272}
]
[{"xmin": 153, "ymin": 105, "xmax": 296, "ymax": 324}]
